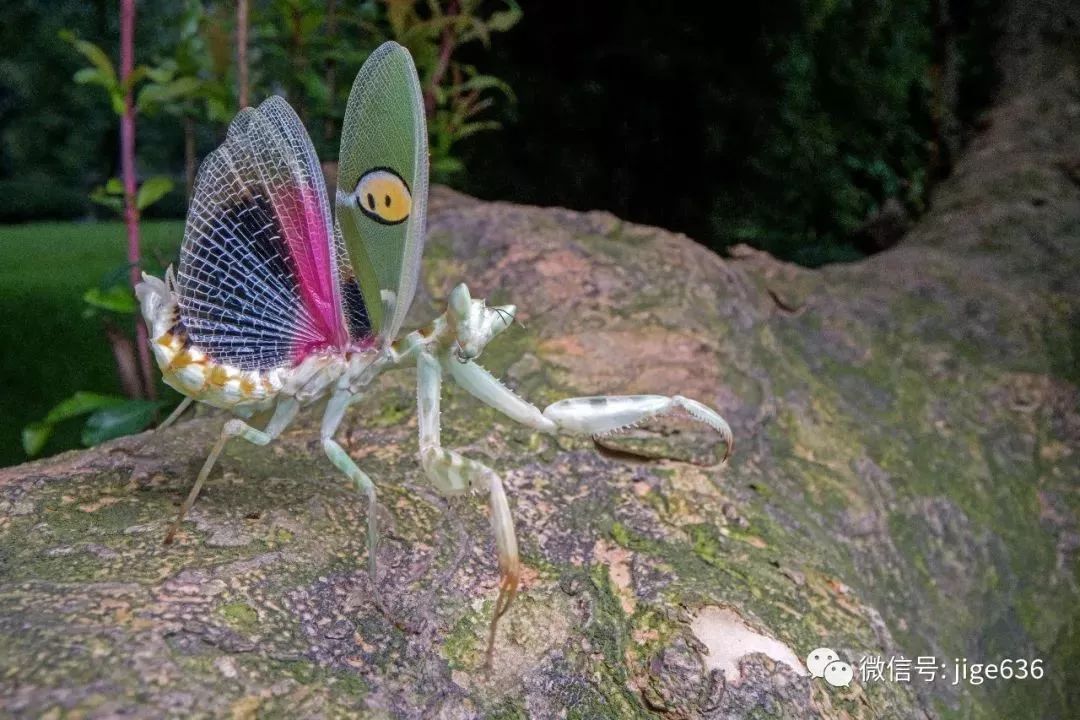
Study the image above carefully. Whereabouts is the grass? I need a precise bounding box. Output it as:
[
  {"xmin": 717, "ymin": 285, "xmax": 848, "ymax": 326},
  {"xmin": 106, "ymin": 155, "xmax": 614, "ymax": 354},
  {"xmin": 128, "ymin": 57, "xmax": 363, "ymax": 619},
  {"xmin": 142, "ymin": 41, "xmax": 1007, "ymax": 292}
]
[{"xmin": 0, "ymin": 220, "xmax": 184, "ymax": 467}]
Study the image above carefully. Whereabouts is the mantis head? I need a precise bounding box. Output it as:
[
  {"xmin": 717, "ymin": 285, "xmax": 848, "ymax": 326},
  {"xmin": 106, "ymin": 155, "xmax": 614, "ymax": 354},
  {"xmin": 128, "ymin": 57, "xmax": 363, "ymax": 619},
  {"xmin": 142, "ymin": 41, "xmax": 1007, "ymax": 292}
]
[{"xmin": 447, "ymin": 283, "xmax": 515, "ymax": 362}]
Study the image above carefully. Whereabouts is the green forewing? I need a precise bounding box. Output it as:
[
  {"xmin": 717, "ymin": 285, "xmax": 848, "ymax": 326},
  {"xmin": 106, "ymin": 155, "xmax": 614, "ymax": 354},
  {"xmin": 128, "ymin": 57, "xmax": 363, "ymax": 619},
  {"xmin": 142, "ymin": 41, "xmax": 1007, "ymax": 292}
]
[{"xmin": 336, "ymin": 41, "xmax": 429, "ymax": 341}]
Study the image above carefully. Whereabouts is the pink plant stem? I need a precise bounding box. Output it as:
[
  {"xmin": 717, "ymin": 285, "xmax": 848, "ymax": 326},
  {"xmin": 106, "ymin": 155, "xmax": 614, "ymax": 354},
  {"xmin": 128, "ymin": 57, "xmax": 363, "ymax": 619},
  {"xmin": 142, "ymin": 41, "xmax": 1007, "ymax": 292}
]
[
  {"xmin": 425, "ymin": 0, "xmax": 459, "ymax": 116},
  {"xmin": 237, "ymin": 0, "xmax": 249, "ymax": 108},
  {"xmin": 120, "ymin": 0, "xmax": 155, "ymax": 400}
]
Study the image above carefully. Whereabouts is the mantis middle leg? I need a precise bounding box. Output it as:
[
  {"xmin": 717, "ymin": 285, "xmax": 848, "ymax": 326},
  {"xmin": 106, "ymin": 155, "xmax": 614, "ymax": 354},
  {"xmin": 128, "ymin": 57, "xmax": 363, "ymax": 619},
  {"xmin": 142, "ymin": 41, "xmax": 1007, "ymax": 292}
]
[{"xmin": 319, "ymin": 389, "xmax": 381, "ymax": 583}]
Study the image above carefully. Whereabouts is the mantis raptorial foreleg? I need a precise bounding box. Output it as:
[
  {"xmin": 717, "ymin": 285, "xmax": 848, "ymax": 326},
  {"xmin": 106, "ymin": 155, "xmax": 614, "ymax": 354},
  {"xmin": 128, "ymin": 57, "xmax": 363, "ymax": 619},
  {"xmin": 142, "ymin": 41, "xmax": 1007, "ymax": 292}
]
[
  {"xmin": 320, "ymin": 390, "xmax": 380, "ymax": 582},
  {"xmin": 164, "ymin": 396, "xmax": 299, "ymax": 544},
  {"xmin": 416, "ymin": 351, "xmax": 519, "ymax": 666},
  {"xmin": 445, "ymin": 358, "xmax": 734, "ymax": 460}
]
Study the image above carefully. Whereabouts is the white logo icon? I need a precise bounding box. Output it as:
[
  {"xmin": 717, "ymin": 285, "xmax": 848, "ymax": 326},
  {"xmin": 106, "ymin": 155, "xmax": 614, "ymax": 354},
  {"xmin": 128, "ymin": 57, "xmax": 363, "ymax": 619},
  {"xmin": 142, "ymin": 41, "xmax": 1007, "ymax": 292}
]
[
  {"xmin": 823, "ymin": 660, "xmax": 854, "ymax": 687},
  {"xmin": 806, "ymin": 647, "xmax": 839, "ymax": 678},
  {"xmin": 806, "ymin": 647, "xmax": 855, "ymax": 688}
]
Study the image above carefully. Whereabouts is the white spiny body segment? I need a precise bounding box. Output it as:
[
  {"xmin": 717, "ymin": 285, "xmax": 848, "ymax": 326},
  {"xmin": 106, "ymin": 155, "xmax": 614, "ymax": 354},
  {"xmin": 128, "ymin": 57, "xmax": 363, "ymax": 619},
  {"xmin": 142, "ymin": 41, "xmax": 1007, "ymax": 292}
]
[
  {"xmin": 136, "ymin": 272, "xmax": 352, "ymax": 415},
  {"xmin": 139, "ymin": 42, "xmax": 734, "ymax": 668}
]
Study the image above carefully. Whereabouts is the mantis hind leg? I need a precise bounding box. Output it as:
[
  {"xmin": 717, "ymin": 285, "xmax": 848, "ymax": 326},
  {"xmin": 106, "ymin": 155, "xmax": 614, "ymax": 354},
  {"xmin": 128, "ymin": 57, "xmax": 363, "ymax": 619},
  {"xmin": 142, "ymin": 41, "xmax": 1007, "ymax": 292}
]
[
  {"xmin": 164, "ymin": 396, "xmax": 298, "ymax": 544},
  {"xmin": 157, "ymin": 396, "xmax": 193, "ymax": 431}
]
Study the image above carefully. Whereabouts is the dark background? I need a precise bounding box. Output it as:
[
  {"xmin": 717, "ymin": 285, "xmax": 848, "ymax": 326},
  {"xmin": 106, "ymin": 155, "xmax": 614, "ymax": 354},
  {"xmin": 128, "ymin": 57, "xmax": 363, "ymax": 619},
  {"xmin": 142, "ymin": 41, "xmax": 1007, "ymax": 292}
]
[
  {"xmin": 459, "ymin": 0, "xmax": 1000, "ymax": 264},
  {"xmin": 1, "ymin": 0, "xmax": 1001, "ymax": 264}
]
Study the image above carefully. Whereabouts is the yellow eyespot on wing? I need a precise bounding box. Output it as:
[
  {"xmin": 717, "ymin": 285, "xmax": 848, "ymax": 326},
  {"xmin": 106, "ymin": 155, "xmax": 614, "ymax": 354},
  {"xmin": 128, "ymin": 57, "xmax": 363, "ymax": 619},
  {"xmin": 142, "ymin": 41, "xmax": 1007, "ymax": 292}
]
[{"xmin": 355, "ymin": 168, "xmax": 411, "ymax": 225}]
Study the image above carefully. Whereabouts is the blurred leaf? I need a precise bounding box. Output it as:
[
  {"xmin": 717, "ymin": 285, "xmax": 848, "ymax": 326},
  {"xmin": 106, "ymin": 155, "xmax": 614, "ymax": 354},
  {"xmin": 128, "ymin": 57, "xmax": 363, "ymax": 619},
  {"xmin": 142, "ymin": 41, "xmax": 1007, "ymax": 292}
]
[
  {"xmin": 385, "ymin": 0, "xmax": 413, "ymax": 36},
  {"xmin": 455, "ymin": 119, "xmax": 501, "ymax": 140},
  {"xmin": 89, "ymin": 186, "xmax": 123, "ymax": 213},
  {"xmin": 82, "ymin": 400, "xmax": 164, "ymax": 446},
  {"xmin": 487, "ymin": 3, "xmax": 522, "ymax": 33},
  {"xmin": 108, "ymin": 91, "xmax": 127, "ymax": 116},
  {"xmin": 206, "ymin": 97, "xmax": 232, "ymax": 124},
  {"xmin": 83, "ymin": 285, "xmax": 137, "ymax": 314},
  {"xmin": 143, "ymin": 62, "xmax": 177, "ymax": 85},
  {"xmin": 122, "ymin": 64, "xmax": 151, "ymax": 93},
  {"xmin": 60, "ymin": 30, "xmax": 126, "ymax": 115},
  {"xmin": 137, "ymin": 76, "xmax": 201, "ymax": 113},
  {"xmin": 42, "ymin": 391, "xmax": 127, "ymax": 425},
  {"xmin": 21, "ymin": 422, "xmax": 52, "ymax": 457},
  {"xmin": 73, "ymin": 67, "xmax": 110, "ymax": 87},
  {"xmin": 136, "ymin": 177, "xmax": 174, "ymax": 210},
  {"xmin": 432, "ymin": 156, "xmax": 465, "ymax": 175},
  {"xmin": 456, "ymin": 73, "xmax": 514, "ymax": 99},
  {"xmin": 105, "ymin": 177, "xmax": 124, "ymax": 194},
  {"xmin": 59, "ymin": 31, "xmax": 117, "ymax": 89}
]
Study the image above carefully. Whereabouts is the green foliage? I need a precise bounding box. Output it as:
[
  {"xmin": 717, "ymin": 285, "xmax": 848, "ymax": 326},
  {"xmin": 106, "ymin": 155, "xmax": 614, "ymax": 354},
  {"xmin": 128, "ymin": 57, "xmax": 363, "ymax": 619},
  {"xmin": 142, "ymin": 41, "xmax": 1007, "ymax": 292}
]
[
  {"xmin": 80, "ymin": 398, "xmax": 165, "ymax": 445},
  {"xmin": 383, "ymin": 0, "xmax": 521, "ymax": 180},
  {"xmin": 0, "ymin": 1, "xmax": 118, "ymax": 221},
  {"xmin": 724, "ymin": 0, "xmax": 935, "ymax": 264},
  {"xmin": 81, "ymin": 261, "xmax": 139, "ymax": 320},
  {"xmin": 90, "ymin": 175, "xmax": 176, "ymax": 215},
  {"xmin": 1, "ymin": 1, "xmax": 521, "ymax": 223},
  {"xmin": 22, "ymin": 391, "xmax": 165, "ymax": 456},
  {"xmin": 150, "ymin": 1, "xmax": 235, "ymax": 125},
  {"xmin": 250, "ymin": 0, "xmax": 519, "ymax": 178},
  {"xmin": 0, "ymin": 220, "xmax": 184, "ymax": 466},
  {"xmin": 83, "ymin": 284, "xmax": 137, "ymax": 315},
  {"xmin": 61, "ymin": 30, "xmax": 126, "ymax": 115}
]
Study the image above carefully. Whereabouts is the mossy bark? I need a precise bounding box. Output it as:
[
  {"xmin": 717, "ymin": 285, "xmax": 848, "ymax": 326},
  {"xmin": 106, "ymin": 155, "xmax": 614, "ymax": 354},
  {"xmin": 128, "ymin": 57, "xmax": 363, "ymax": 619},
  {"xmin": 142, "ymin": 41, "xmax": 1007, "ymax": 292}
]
[{"xmin": 2, "ymin": 6, "xmax": 1078, "ymax": 719}]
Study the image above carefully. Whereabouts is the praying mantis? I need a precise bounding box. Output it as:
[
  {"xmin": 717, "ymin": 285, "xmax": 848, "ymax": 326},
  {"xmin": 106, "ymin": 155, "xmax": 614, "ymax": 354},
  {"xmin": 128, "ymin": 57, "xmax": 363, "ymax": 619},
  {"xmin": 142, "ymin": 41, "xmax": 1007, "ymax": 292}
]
[{"xmin": 136, "ymin": 41, "xmax": 733, "ymax": 661}]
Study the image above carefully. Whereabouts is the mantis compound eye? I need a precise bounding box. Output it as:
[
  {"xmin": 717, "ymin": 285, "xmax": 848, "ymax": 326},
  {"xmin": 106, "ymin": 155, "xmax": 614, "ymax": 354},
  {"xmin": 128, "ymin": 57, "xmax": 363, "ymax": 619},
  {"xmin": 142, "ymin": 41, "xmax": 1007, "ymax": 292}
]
[
  {"xmin": 453, "ymin": 342, "xmax": 478, "ymax": 363},
  {"xmin": 448, "ymin": 283, "xmax": 472, "ymax": 321}
]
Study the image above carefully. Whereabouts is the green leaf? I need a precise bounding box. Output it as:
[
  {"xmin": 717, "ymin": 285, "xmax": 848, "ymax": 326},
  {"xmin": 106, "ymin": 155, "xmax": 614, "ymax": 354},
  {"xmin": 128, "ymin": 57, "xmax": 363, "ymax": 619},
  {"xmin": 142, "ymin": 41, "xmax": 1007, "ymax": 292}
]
[
  {"xmin": 206, "ymin": 97, "xmax": 232, "ymax": 124},
  {"xmin": 43, "ymin": 392, "xmax": 127, "ymax": 425},
  {"xmin": 487, "ymin": 3, "xmax": 523, "ymax": 33},
  {"xmin": 456, "ymin": 74, "xmax": 515, "ymax": 99},
  {"xmin": 122, "ymin": 65, "xmax": 151, "ymax": 93},
  {"xmin": 73, "ymin": 67, "xmax": 109, "ymax": 87},
  {"xmin": 109, "ymin": 91, "xmax": 127, "ymax": 116},
  {"xmin": 105, "ymin": 177, "xmax": 124, "ymax": 194},
  {"xmin": 21, "ymin": 422, "xmax": 53, "ymax": 457},
  {"xmin": 83, "ymin": 285, "xmax": 137, "ymax": 314},
  {"xmin": 136, "ymin": 176, "xmax": 174, "ymax": 210},
  {"xmin": 137, "ymin": 76, "xmax": 201, "ymax": 112},
  {"xmin": 142, "ymin": 62, "xmax": 177, "ymax": 85},
  {"xmin": 60, "ymin": 31, "xmax": 118, "ymax": 90},
  {"xmin": 432, "ymin": 156, "xmax": 465, "ymax": 175},
  {"xmin": 89, "ymin": 188, "xmax": 123, "ymax": 213},
  {"xmin": 455, "ymin": 119, "xmax": 501, "ymax": 140},
  {"xmin": 82, "ymin": 400, "xmax": 165, "ymax": 446}
]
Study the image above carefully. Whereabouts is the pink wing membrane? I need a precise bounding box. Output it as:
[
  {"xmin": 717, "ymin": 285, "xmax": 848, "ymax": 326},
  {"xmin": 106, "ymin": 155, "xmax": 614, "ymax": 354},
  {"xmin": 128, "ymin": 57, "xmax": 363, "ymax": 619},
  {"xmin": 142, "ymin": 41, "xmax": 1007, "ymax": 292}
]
[{"xmin": 246, "ymin": 98, "xmax": 348, "ymax": 357}]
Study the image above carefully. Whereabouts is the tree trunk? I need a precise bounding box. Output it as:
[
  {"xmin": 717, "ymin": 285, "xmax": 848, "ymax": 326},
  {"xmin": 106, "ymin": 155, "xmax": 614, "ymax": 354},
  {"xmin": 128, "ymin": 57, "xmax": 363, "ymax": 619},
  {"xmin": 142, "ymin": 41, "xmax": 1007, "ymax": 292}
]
[
  {"xmin": 1, "ymin": 3, "xmax": 1077, "ymax": 718},
  {"xmin": 104, "ymin": 320, "xmax": 143, "ymax": 399},
  {"xmin": 930, "ymin": 0, "xmax": 961, "ymax": 182}
]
